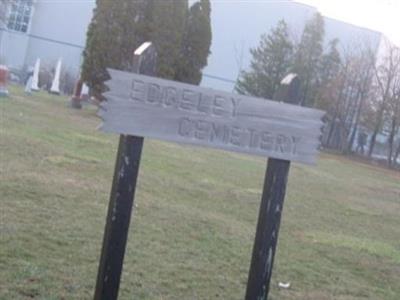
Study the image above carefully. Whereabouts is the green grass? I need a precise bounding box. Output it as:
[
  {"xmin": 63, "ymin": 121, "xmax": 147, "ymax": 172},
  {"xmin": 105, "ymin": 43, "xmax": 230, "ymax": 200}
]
[{"xmin": 1, "ymin": 85, "xmax": 399, "ymax": 299}]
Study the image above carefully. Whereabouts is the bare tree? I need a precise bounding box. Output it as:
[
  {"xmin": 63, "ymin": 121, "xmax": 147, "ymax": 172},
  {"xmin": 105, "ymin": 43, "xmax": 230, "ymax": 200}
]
[
  {"xmin": 321, "ymin": 48, "xmax": 353, "ymax": 149},
  {"xmin": 393, "ymin": 141, "xmax": 400, "ymax": 167},
  {"xmin": 346, "ymin": 46, "xmax": 376, "ymax": 153},
  {"xmin": 321, "ymin": 43, "xmax": 376, "ymax": 153},
  {"xmin": 368, "ymin": 43, "xmax": 400, "ymax": 159},
  {"xmin": 386, "ymin": 60, "xmax": 400, "ymax": 166}
]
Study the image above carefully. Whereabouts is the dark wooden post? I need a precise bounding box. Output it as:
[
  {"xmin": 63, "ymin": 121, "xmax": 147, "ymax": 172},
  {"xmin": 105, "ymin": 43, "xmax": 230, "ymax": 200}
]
[
  {"xmin": 93, "ymin": 42, "xmax": 156, "ymax": 300},
  {"xmin": 245, "ymin": 73, "xmax": 300, "ymax": 300},
  {"xmin": 70, "ymin": 78, "xmax": 83, "ymax": 109}
]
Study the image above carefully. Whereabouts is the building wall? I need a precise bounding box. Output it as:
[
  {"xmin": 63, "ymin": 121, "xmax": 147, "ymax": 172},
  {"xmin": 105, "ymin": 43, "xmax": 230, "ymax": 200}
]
[
  {"xmin": 0, "ymin": 30, "xmax": 30, "ymax": 69},
  {"xmin": 23, "ymin": 0, "xmax": 95, "ymax": 75},
  {"xmin": 202, "ymin": 0, "xmax": 382, "ymax": 91},
  {"xmin": 0, "ymin": 0, "xmax": 383, "ymax": 90},
  {"xmin": 0, "ymin": 0, "xmax": 94, "ymax": 78},
  {"xmin": 0, "ymin": 1, "xmax": 30, "ymax": 68},
  {"xmin": 202, "ymin": 1, "xmax": 316, "ymax": 91},
  {"xmin": 324, "ymin": 17, "xmax": 381, "ymax": 53},
  {"xmin": 0, "ymin": 0, "xmax": 7, "ymax": 29}
]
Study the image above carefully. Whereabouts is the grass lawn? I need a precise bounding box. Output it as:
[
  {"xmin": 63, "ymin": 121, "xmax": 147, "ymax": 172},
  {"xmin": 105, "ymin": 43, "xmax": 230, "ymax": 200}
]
[{"xmin": 1, "ymin": 85, "xmax": 399, "ymax": 300}]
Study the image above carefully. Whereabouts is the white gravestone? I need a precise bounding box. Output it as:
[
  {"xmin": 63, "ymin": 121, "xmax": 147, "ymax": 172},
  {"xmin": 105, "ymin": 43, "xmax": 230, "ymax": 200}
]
[
  {"xmin": 25, "ymin": 72, "xmax": 33, "ymax": 94},
  {"xmin": 50, "ymin": 58, "xmax": 62, "ymax": 94},
  {"xmin": 31, "ymin": 58, "xmax": 40, "ymax": 91},
  {"xmin": 81, "ymin": 83, "xmax": 89, "ymax": 100}
]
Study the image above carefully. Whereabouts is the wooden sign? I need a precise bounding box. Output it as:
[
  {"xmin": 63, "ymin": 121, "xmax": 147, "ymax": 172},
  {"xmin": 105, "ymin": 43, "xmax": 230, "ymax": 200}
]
[
  {"xmin": 93, "ymin": 42, "xmax": 326, "ymax": 300},
  {"xmin": 100, "ymin": 69, "xmax": 324, "ymax": 164}
]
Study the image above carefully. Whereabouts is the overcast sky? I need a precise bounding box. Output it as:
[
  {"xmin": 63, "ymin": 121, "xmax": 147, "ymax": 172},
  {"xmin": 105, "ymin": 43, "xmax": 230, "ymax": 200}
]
[{"xmin": 297, "ymin": 0, "xmax": 400, "ymax": 46}]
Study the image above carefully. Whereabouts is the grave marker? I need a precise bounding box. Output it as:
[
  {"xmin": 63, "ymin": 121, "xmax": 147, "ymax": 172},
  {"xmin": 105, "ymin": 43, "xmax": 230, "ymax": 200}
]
[
  {"xmin": 70, "ymin": 78, "xmax": 83, "ymax": 109},
  {"xmin": 94, "ymin": 42, "xmax": 324, "ymax": 300},
  {"xmin": 31, "ymin": 58, "xmax": 40, "ymax": 91},
  {"xmin": 50, "ymin": 58, "xmax": 62, "ymax": 95},
  {"xmin": 81, "ymin": 83, "xmax": 90, "ymax": 101},
  {"xmin": 0, "ymin": 65, "xmax": 9, "ymax": 97},
  {"xmin": 25, "ymin": 68, "xmax": 34, "ymax": 94}
]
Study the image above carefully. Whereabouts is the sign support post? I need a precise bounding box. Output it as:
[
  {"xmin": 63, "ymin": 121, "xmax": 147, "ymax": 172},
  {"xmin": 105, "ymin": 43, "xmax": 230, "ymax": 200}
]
[
  {"xmin": 245, "ymin": 74, "xmax": 301, "ymax": 300},
  {"xmin": 245, "ymin": 158, "xmax": 290, "ymax": 299},
  {"xmin": 93, "ymin": 42, "xmax": 156, "ymax": 300},
  {"xmin": 96, "ymin": 52, "xmax": 323, "ymax": 299}
]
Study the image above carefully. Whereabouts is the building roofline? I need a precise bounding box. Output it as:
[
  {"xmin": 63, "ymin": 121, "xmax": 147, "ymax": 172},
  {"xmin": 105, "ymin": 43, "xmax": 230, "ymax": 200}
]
[{"xmin": 292, "ymin": 0, "xmax": 383, "ymax": 37}]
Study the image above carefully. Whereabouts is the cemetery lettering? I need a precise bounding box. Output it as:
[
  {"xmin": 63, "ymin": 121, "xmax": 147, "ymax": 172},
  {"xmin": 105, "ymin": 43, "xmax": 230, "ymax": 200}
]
[
  {"xmin": 101, "ymin": 69, "xmax": 324, "ymax": 164},
  {"xmin": 177, "ymin": 118, "xmax": 301, "ymax": 155},
  {"xmin": 129, "ymin": 78, "xmax": 300, "ymax": 154},
  {"xmin": 130, "ymin": 78, "xmax": 241, "ymax": 117}
]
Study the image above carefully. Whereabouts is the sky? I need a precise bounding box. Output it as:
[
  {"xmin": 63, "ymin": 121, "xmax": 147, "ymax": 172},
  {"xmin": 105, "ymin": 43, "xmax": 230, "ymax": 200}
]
[{"xmin": 297, "ymin": 0, "xmax": 400, "ymax": 46}]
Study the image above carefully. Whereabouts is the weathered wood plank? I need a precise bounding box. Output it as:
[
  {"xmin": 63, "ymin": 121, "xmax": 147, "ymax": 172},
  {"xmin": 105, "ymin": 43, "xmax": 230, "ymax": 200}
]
[
  {"xmin": 245, "ymin": 159, "xmax": 290, "ymax": 300},
  {"xmin": 100, "ymin": 69, "xmax": 324, "ymax": 164},
  {"xmin": 93, "ymin": 135, "xmax": 144, "ymax": 300},
  {"xmin": 246, "ymin": 73, "xmax": 299, "ymax": 300}
]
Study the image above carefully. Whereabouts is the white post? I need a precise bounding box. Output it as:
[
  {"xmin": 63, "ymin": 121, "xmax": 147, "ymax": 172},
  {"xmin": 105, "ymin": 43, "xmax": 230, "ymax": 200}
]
[
  {"xmin": 81, "ymin": 83, "xmax": 89, "ymax": 100},
  {"xmin": 31, "ymin": 58, "xmax": 40, "ymax": 91},
  {"xmin": 50, "ymin": 58, "xmax": 62, "ymax": 94},
  {"xmin": 25, "ymin": 75, "xmax": 33, "ymax": 94}
]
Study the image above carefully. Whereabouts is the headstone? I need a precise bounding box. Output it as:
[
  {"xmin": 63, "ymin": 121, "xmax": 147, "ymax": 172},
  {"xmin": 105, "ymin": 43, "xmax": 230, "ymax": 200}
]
[
  {"xmin": 50, "ymin": 58, "xmax": 62, "ymax": 95},
  {"xmin": 31, "ymin": 58, "xmax": 40, "ymax": 91},
  {"xmin": 80, "ymin": 83, "xmax": 89, "ymax": 101},
  {"xmin": 0, "ymin": 65, "xmax": 9, "ymax": 97},
  {"xmin": 25, "ymin": 70, "xmax": 33, "ymax": 94},
  {"xmin": 70, "ymin": 78, "xmax": 83, "ymax": 109}
]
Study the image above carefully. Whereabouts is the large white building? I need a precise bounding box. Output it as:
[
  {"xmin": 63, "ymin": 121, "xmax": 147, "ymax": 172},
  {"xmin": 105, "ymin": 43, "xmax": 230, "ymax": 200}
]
[
  {"xmin": 0, "ymin": 0, "xmax": 93, "ymax": 79},
  {"xmin": 0, "ymin": 0, "xmax": 383, "ymax": 91}
]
